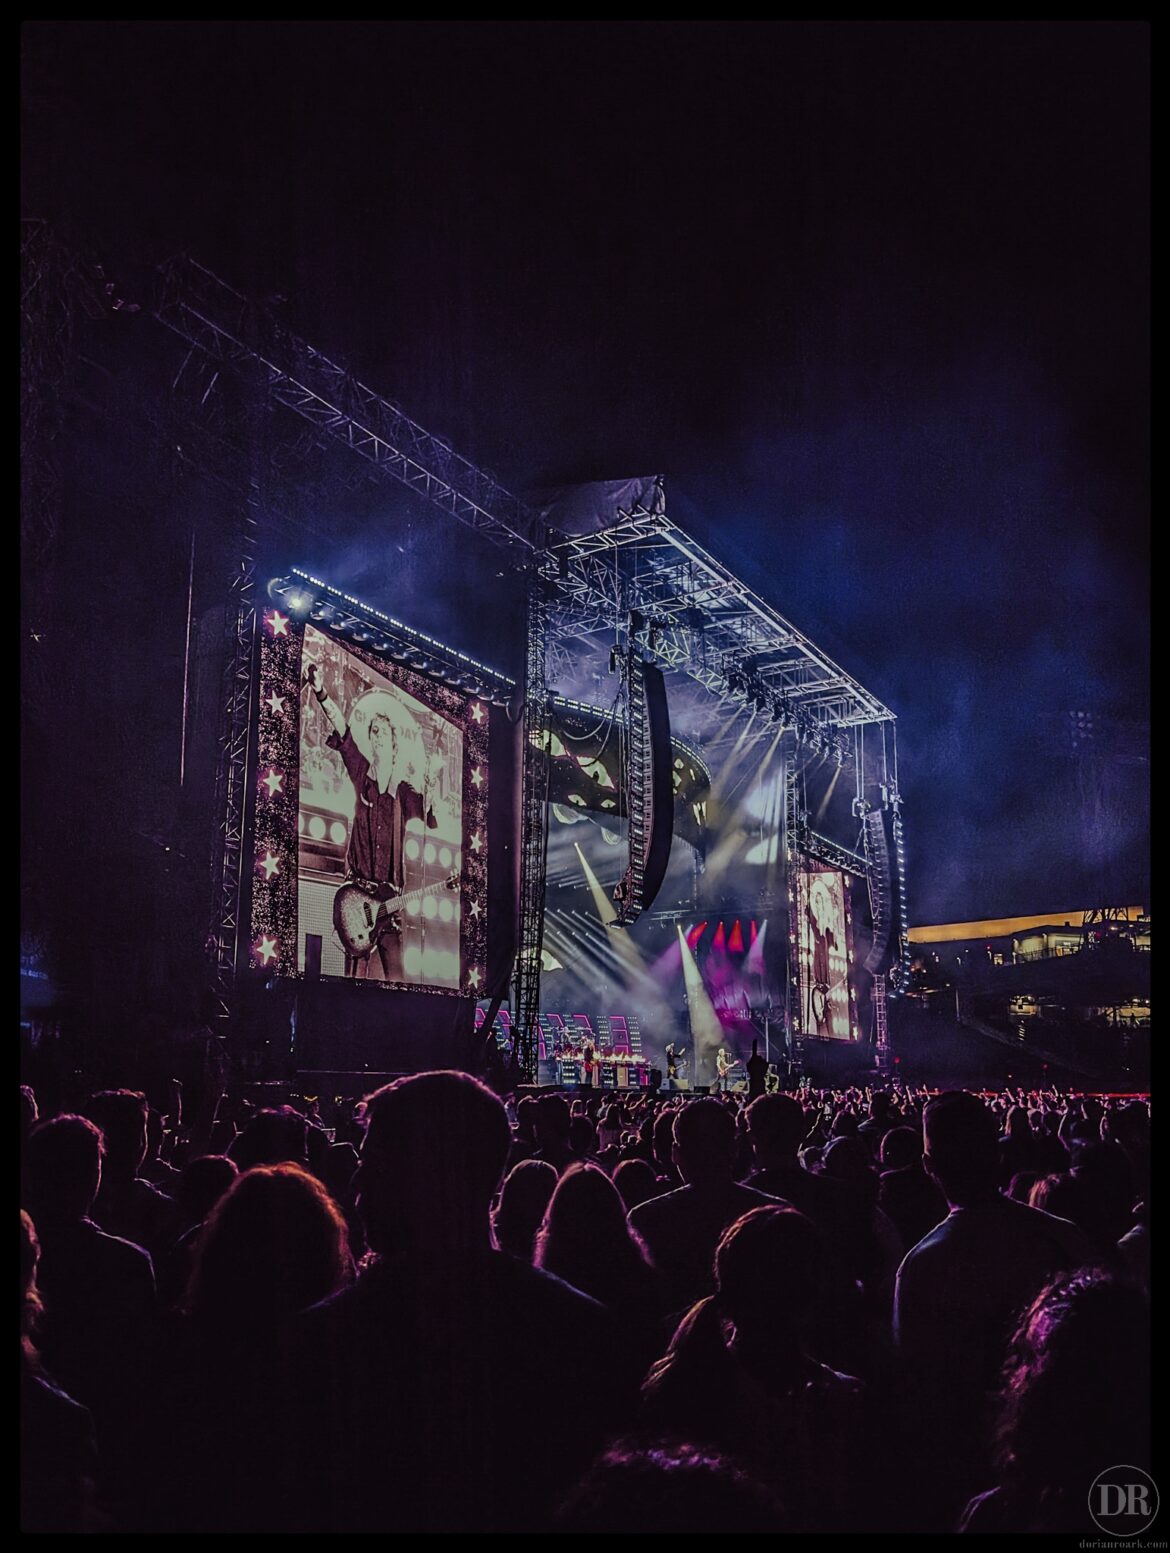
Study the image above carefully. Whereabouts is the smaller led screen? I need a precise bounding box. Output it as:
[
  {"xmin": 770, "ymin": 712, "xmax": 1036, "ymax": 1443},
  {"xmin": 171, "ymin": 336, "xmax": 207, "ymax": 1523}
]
[{"xmin": 796, "ymin": 864, "xmax": 854, "ymax": 1039}]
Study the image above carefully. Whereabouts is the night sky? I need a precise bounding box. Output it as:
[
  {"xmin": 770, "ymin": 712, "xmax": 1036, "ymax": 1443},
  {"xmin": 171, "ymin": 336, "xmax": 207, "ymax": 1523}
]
[{"xmin": 23, "ymin": 21, "xmax": 1149, "ymax": 927}]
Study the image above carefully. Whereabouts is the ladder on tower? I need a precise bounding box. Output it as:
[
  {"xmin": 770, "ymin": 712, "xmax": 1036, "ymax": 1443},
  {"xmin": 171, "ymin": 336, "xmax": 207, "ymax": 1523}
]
[{"xmin": 872, "ymin": 976, "xmax": 891, "ymax": 1076}]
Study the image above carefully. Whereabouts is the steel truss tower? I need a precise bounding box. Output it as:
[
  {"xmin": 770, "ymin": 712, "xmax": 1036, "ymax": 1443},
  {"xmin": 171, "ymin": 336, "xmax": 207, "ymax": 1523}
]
[
  {"xmin": 784, "ymin": 750, "xmax": 806, "ymax": 1080},
  {"xmin": 513, "ymin": 582, "xmax": 552, "ymax": 1081},
  {"xmin": 207, "ymin": 487, "xmax": 260, "ymax": 1024}
]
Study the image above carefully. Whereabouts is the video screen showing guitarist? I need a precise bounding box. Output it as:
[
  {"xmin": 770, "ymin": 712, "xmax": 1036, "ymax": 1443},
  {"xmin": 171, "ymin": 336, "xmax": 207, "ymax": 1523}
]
[{"xmin": 305, "ymin": 663, "xmax": 437, "ymax": 980}]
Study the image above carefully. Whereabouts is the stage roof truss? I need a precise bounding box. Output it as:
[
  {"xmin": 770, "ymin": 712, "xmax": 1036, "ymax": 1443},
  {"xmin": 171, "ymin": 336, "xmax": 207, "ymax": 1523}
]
[
  {"xmin": 151, "ymin": 253, "xmax": 890, "ymax": 738},
  {"xmin": 544, "ymin": 500, "xmax": 893, "ymax": 731},
  {"xmin": 155, "ymin": 255, "xmax": 546, "ymax": 558}
]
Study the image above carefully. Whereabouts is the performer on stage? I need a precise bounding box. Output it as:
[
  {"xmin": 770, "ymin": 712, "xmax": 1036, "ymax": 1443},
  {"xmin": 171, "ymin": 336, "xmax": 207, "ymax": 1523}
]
[
  {"xmin": 665, "ymin": 1042, "xmax": 686, "ymax": 1093},
  {"xmin": 304, "ymin": 663, "xmax": 436, "ymax": 980},
  {"xmin": 746, "ymin": 1039, "xmax": 768, "ymax": 1100},
  {"xmin": 715, "ymin": 1046, "xmax": 735, "ymax": 1093}
]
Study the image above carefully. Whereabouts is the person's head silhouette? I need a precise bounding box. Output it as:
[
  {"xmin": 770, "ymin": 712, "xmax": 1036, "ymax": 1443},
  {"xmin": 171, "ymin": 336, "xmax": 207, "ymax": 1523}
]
[
  {"xmin": 879, "ymin": 1125, "xmax": 922, "ymax": 1171},
  {"xmin": 187, "ymin": 1162, "xmax": 350, "ymax": 1326},
  {"xmin": 229, "ymin": 1106, "xmax": 309, "ymax": 1171},
  {"xmin": 992, "ymin": 1269, "xmax": 1150, "ymax": 1514},
  {"xmin": 21, "ymin": 1209, "xmax": 43, "ymax": 1358},
  {"xmin": 923, "ymin": 1091, "xmax": 1001, "ymax": 1207},
  {"xmin": 673, "ymin": 1098, "xmax": 736, "ymax": 1184},
  {"xmin": 493, "ymin": 1158, "xmax": 557, "ymax": 1261},
  {"xmin": 535, "ymin": 1094, "xmax": 572, "ymax": 1150},
  {"xmin": 746, "ymin": 1094, "xmax": 807, "ymax": 1166},
  {"xmin": 357, "ymin": 1071, "xmax": 511, "ymax": 1258},
  {"xmin": 25, "ymin": 1115, "xmax": 103, "ymax": 1223},
  {"xmin": 536, "ymin": 1162, "xmax": 648, "ymax": 1296},
  {"xmin": 714, "ymin": 1205, "xmax": 821, "ymax": 1338},
  {"xmin": 20, "ymin": 1085, "xmax": 38, "ymax": 1145},
  {"xmin": 83, "ymin": 1090, "xmax": 149, "ymax": 1182},
  {"xmin": 613, "ymin": 1157, "xmax": 658, "ymax": 1211}
]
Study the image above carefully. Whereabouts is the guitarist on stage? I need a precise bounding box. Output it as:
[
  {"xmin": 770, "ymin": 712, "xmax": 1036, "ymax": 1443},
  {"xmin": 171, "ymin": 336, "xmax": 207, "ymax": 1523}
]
[
  {"xmin": 665, "ymin": 1042, "xmax": 686, "ymax": 1093},
  {"xmin": 715, "ymin": 1046, "xmax": 737, "ymax": 1093},
  {"xmin": 305, "ymin": 664, "xmax": 437, "ymax": 980}
]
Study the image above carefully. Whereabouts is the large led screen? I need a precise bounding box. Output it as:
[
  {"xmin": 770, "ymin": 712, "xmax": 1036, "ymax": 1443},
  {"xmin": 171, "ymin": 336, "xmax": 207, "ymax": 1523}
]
[{"xmin": 251, "ymin": 613, "xmax": 489, "ymax": 997}]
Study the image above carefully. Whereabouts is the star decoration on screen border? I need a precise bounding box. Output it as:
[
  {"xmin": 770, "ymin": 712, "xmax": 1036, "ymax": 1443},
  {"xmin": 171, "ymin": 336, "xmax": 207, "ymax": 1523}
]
[
  {"xmin": 471, "ymin": 702, "xmax": 485, "ymax": 723},
  {"xmin": 470, "ymin": 767, "xmax": 483, "ymax": 788},
  {"xmin": 265, "ymin": 690, "xmax": 286, "ymax": 716},
  {"xmin": 467, "ymin": 967, "xmax": 480, "ymax": 989},
  {"xmin": 266, "ymin": 610, "xmax": 290, "ymax": 637},
  {"xmin": 469, "ymin": 899, "xmax": 481, "ymax": 918},
  {"xmin": 254, "ymin": 935, "xmax": 279, "ymax": 966},
  {"xmin": 470, "ymin": 832, "xmax": 482, "ymax": 853},
  {"xmin": 261, "ymin": 769, "xmax": 284, "ymax": 797},
  {"xmin": 258, "ymin": 851, "xmax": 280, "ymax": 880}
]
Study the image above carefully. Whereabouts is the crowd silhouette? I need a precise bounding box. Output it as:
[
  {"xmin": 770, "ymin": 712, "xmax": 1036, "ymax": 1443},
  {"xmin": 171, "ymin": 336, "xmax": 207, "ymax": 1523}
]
[{"xmin": 20, "ymin": 1070, "xmax": 1151, "ymax": 1533}]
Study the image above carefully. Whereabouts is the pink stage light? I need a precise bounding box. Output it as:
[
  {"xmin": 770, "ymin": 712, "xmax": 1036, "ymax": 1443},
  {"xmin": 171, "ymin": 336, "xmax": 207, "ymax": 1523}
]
[
  {"xmin": 728, "ymin": 919, "xmax": 745, "ymax": 953},
  {"xmin": 749, "ymin": 920, "xmax": 759, "ymax": 945},
  {"xmin": 685, "ymin": 920, "xmax": 708, "ymax": 948},
  {"xmin": 712, "ymin": 921, "xmax": 726, "ymax": 950},
  {"xmin": 744, "ymin": 918, "xmax": 768, "ymax": 977}
]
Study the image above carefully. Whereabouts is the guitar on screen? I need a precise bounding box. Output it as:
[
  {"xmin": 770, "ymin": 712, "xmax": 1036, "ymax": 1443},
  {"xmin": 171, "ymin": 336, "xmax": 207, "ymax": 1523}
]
[{"xmin": 333, "ymin": 871, "xmax": 459, "ymax": 959}]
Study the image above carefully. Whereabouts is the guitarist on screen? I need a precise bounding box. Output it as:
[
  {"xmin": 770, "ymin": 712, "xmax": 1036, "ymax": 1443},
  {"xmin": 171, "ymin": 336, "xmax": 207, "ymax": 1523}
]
[{"xmin": 305, "ymin": 663, "xmax": 437, "ymax": 980}]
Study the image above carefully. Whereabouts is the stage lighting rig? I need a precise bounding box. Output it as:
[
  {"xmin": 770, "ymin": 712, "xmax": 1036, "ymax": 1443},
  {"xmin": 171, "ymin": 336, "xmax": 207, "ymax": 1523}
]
[{"xmin": 767, "ymin": 695, "xmax": 794, "ymax": 730}]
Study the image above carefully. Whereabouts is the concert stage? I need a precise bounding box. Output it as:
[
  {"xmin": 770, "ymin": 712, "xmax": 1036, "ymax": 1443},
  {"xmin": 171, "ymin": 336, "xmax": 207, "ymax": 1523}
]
[{"xmin": 23, "ymin": 246, "xmax": 912, "ymax": 1090}]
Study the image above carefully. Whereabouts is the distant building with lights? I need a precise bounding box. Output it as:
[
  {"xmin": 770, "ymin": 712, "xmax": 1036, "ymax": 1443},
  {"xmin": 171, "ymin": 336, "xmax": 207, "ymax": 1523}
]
[{"xmin": 900, "ymin": 906, "xmax": 1149, "ymax": 1085}]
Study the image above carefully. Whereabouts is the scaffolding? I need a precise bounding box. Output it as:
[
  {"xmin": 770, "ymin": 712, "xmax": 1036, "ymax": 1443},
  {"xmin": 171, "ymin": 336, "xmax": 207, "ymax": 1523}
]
[{"xmin": 513, "ymin": 581, "xmax": 551, "ymax": 1080}]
